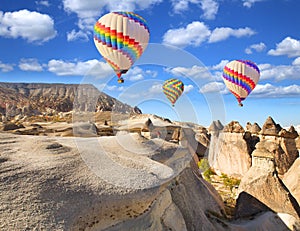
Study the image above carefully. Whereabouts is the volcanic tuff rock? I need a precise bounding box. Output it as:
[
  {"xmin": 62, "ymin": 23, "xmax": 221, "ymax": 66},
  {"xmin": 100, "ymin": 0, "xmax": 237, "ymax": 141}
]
[
  {"xmin": 236, "ymin": 142, "xmax": 300, "ymax": 220},
  {"xmin": 245, "ymin": 122, "xmax": 261, "ymax": 134},
  {"xmin": 260, "ymin": 116, "xmax": 283, "ymax": 136},
  {"xmin": 283, "ymin": 158, "xmax": 300, "ymax": 205},
  {"xmin": 208, "ymin": 120, "xmax": 224, "ymax": 133},
  {"xmin": 208, "ymin": 122, "xmax": 252, "ymax": 178},
  {"xmin": 223, "ymin": 121, "xmax": 245, "ymax": 133},
  {"xmin": 0, "ymin": 82, "xmax": 140, "ymax": 119}
]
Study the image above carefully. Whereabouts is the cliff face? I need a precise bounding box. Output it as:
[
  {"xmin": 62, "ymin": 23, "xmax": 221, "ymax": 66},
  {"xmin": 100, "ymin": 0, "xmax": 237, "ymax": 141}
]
[
  {"xmin": 208, "ymin": 117, "xmax": 299, "ymax": 178},
  {"xmin": 0, "ymin": 82, "xmax": 140, "ymax": 118}
]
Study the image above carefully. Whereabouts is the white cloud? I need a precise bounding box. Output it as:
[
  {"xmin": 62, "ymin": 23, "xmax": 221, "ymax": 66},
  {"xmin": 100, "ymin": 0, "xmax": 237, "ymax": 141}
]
[
  {"xmin": 67, "ymin": 29, "xmax": 89, "ymax": 41},
  {"xmin": 245, "ymin": 42, "xmax": 266, "ymax": 54},
  {"xmin": 209, "ymin": 27, "xmax": 255, "ymax": 43},
  {"xmin": 149, "ymin": 83, "xmax": 163, "ymax": 94},
  {"xmin": 47, "ymin": 59, "xmax": 113, "ymax": 78},
  {"xmin": 199, "ymin": 82, "xmax": 226, "ymax": 93},
  {"xmin": 183, "ymin": 84, "xmax": 194, "ymax": 93},
  {"xmin": 125, "ymin": 66, "xmax": 158, "ymax": 82},
  {"xmin": 211, "ymin": 60, "xmax": 229, "ymax": 70},
  {"xmin": 106, "ymin": 85, "xmax": 124, "ymax": 91},
  {"xmin": 200, "ymin": 0, "xmax": 219, "ymax": 20},
  {"xmin": 252, "ymin": 83, "xmax": 300, "ymax": 98},
  {"xmin": 0, "ymin": 61, "xmax": 14, "ymax": 72},
  {"xmin": 171, "ymin": 0, "xmax": 218, "ymax": 20},
  {"xmin": 19, "ymin": 58, "xmax": 43, "ymax": 72},
  {"xmin": 292, "ymin": 57, "xmax": 300, "ymax": 66},
  {"xmin": 260, "ymin": 64, "xmax": 300, "ymax": 81},
  {"xmin": 0, "ymin": 9, "xmax": 57, "ymax": 43},
  {"xmin": 166, "ymin": 65, "xmax": 213, "ymax": 80},
  {"xmin": 243, "ymin": 0, "xmax": 265, "ymax": 8},
  {"xmin": 163, "ymin": 21, "xmax": 211, "ymax": 47},
  {"xmin": 36, "ymin": 1, "xmax": 50, "ymax": 7},
  {"xmin": 268, "ymin": 37, "xmax": 300, "ymax": 58},
  {"xmin": 62, "ymin": 0, "xmax": 162, "ymax": 41}
]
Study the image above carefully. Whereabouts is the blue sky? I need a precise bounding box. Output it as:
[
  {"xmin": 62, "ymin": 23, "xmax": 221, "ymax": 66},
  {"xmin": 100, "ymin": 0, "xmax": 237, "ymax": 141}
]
[{"xmin": 1, "ymin": 0, "xmax": 300, "ymax": 127}]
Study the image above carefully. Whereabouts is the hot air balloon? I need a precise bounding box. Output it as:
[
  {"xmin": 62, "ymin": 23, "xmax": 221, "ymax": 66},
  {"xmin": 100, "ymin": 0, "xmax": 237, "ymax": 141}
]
[
  {"xmin": 163, "ymin": 79, "xmax": 184, "ymax": 106},
  {"xmin": 94, "ymin": 12, "xmax": 150, "ymax": 83},
  {"xmin": 222, "ymin": 60, "xmax": 260, "ymax": 106}
]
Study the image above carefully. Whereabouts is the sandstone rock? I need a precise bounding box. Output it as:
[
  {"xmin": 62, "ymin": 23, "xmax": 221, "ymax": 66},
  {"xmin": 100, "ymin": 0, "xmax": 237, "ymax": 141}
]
[
  {"xmin": 0, "ymin": 132, "xmax": 226, "ymax": 230},
  {"xmin": 236, "ymin": 146, "xmax": 300, "ymax": 219},
  {"xmin": 208, "ymin": 120, "xmax": 224, "ymax": 133},
  {"xmin": 179, "ymin": 127, "xmax": 207, "ymax": 159},
  {"xmin": 0, "ymin": 82, "xmax": 141, "ymax": 120},
  {"xmin": 283, "ymin": 158, "xmax": 300, "ymax": 205},
  {"xmin": 208, "ymin": 132, "xmax": 251, "ymax": 178},
  {"xmin": 260, "ymin": 116, "xmax": 282, "ymax": 136},
  {"xmin": 71, "ymin": 122, "xmax": 99, "ymax": 137},
  {"xmin": 254, "ymin": 139, "xmax": 298, "ymax": 175},
  {"xmin": 279, "ymin": 126, "xmax": 299, "ymax": 139},
  {"xmin": 296, "ymin": 137, "xmax": 300, "ymax": 150},
  {"xmin": 223, "ymin": 121, "xmax": 245, "ymax": 133},
  {"xmin": 246, "ymin": 122, "xmax": 261, "ymax": 134},
  {"xmin": 2, "ymin": 122, "xmax": 22, "ymax": 131}
]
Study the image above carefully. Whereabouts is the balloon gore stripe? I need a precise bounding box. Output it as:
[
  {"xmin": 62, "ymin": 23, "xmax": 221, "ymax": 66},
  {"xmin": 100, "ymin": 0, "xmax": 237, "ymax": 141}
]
[
  {"xmin": 222, "ymin": 59, "xmax": 260, "ymax": 103},
  {"xmin": 163, "ymin": 79, "xmax": 184, "ymax": 105}
]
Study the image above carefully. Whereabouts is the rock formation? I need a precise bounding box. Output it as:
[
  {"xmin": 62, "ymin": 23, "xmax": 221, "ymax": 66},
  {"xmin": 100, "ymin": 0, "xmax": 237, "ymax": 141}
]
[
  {"xmin": 283, "ymin": 158, "xmax": 300, "ymax": 205},
  {"xmin": 208, "ymin": 122, "xmax": 251, "ymax": 178},
  {"xmin": 208, "ymin": 120, "xmax": 224, "ymax": 134},
  {"xmin": 0, "ymin": 82, "xmax": 141, "ymax": 122},
  {"xmin": 223, "ymin": 121, "xmax": 245, "ymax": 133},
  {"xmin": 246, "ymin": 122, "xmax": 261, "ymax": 134},
  {"xmin": 236, "ymin": 142, "xmax": 300, "ymax": 221},
  {"xmin": 260, "ymin": 116, "xmax": 282, "ymax": 136}
]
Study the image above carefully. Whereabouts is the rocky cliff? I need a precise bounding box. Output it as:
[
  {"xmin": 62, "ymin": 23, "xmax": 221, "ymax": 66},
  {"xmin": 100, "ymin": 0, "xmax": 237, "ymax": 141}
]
[
  {"xmin": 208, "ymin": 117, "xmax": 299, "ymax": 178},
  {"xmin": 0, "ymin": 82, "xmax": 141, "ymax": 120}
]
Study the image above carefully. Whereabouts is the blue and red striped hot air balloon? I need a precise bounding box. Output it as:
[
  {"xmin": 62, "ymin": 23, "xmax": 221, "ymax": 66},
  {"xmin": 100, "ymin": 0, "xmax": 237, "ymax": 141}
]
[
  {"xmin": 222, "ymin": 60, "xmax": 260, "ymax": 106},
  {"xmin": 163, "ymin": 79, "xmax": 184, "ymax": 106},
  {"xmin": 94, "ymin": 12, "xmax": 150, "ymax": 83}
]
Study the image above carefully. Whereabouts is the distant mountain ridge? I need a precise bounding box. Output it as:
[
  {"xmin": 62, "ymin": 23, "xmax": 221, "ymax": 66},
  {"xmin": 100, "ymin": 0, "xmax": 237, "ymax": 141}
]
[{"xmin": 0, "ymin": 82, "xmax": 141, "ymax": 118}]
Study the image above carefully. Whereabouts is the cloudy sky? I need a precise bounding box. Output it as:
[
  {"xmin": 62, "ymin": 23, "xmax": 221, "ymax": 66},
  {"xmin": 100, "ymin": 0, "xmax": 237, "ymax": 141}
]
[{"xmin": 1, "ymin": 0, "xmax": 300, "ymax": 127}]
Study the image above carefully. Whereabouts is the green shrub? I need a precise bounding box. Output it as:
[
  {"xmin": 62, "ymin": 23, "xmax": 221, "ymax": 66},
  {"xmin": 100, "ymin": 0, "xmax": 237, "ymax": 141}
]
[
  {"xmin": 198, "ymin": 158, "xmax": 215, "ymax": 182},
  {"xmin": 220, "ymin": 173, "xmax": 241, "ymax": 192}
]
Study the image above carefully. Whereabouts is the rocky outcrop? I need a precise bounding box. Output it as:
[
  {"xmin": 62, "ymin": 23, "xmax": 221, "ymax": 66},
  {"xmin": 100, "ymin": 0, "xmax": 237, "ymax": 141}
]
[
  {"xmin": 208, "ymin": 120, "xmax": 224, "ymax": 133},
  {"xmin": 0, "ymin": 132, "xmax": 227, "ymax": 230},
  {"xmin": 208, "ymin": 122, "xmax": 251, "ymax": 178},
  {"xmin": 283, "ymin": 158, "xmax": 300, "ymax": 205},
  {"xmin": 223, "ymin": 121, "xmax": 245, "ymax": 133},
  {"xmin": 0, "ymin": 82, "xmax": 140, "ymax": 121},
  {"xmin": 236, "ymin": 143, "xmax": 300, "ymax": 220},
  {"xmin": 260, "ymin": 116, "xmax": 282, "ymax": 136},
  {"xmin": 246, "ymin": 122, "xmax": 261, "ymax": 134},
  {"xmin": 279, "ymin": 126, "xmax": 299, "ymax": 139}
]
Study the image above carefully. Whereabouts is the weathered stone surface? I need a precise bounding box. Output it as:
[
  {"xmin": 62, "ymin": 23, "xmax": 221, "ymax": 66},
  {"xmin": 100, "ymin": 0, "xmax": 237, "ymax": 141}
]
[
  {"xmin": 246, "ymin": 122, "xmax": 261, "ymax": 134},
  {"xmin": 0, "ymin": 132, "xmax": 226, "ymax": 231},
  {"xmin": 260, "ymin": 116, "xmax": 282, "ymax": 136},
  {"xmin": 296, "ymin": 137, "xmax": 300, "ymax": 150},
  {"xmin": 236, "ymin": 146, "xmax": 300, "ymax": 220},
  {"xmin": 2, "ymin": 122, "xmax": 23, "ymax": 131},
  {"xmin": 0, "ymin": 82, "xmax": 141, "ymax": 121},
  {"xmin": 208, "ymin": 132, "xmax": 251, "ymax": 178},
  {"xmin": 223, "ymin": 121, "xmax": 245, "ymax": 133},
  {"xmin": 279, "ymin": 126, "xmax": 299, "ymax": 139},
  {"xmin": 208, "ymin": 120, "xmax": 224, "ymax": 133},
  {"xmin": 283, "ymin": 158, "xmax": 300, "ymax": 205}
]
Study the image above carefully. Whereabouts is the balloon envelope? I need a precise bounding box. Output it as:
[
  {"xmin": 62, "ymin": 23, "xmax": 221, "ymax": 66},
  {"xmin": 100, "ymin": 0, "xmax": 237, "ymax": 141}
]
[
  {"xmin": 94, "ymin": 12, "xmax": 150, "ymax": 81},
  {"xmin": 222, "ymin": 60, "xmax": 260, "ymax": 106},
  {"xmin": 163, "ymin": 79, "xmax": 184, "ymax": 106}
]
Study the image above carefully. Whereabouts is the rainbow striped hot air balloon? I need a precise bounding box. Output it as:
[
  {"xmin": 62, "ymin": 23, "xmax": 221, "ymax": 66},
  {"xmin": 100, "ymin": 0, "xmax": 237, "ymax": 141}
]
[
  {"xmin": 222, "ymin": 60, "xmax": 260, "ymax": 106},
  {"xmin": 94, "ymin": 12, "xmax": 150, "ymax": 83},
  {"xmin": 163, "ymin": 79, "xmax": 184, "ymax": 106}
]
